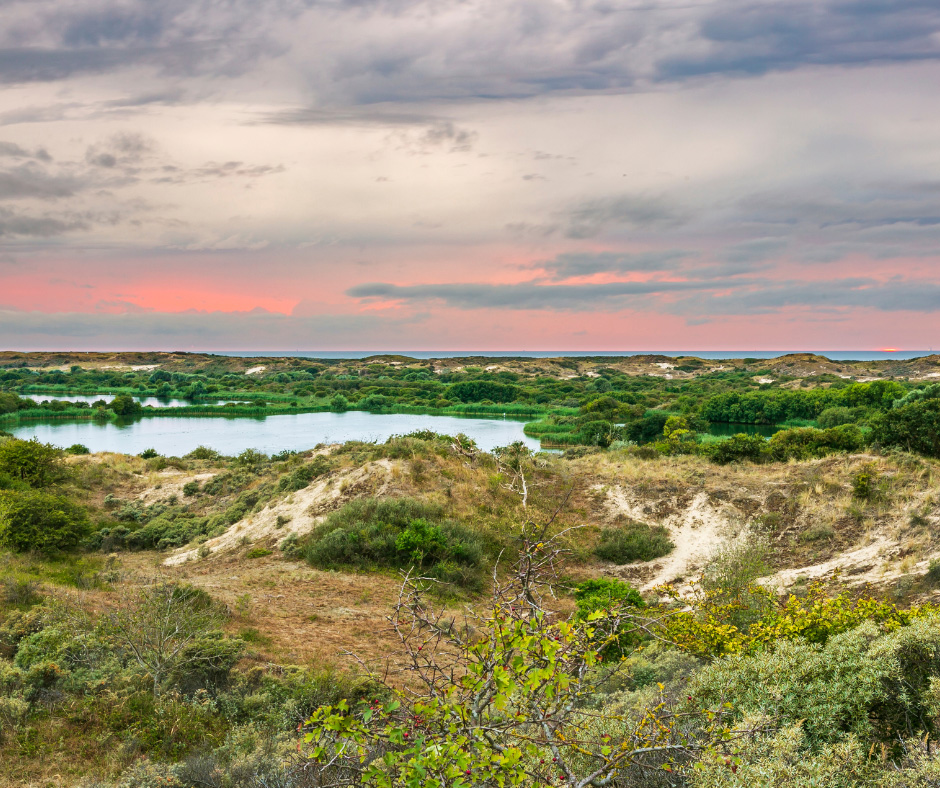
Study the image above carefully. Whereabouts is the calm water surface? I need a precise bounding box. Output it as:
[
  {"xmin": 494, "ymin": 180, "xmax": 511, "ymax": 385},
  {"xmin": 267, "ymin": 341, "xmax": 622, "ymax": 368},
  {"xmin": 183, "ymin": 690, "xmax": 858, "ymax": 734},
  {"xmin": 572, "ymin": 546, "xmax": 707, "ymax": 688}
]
[
  {"xmin": 23, "ymin": 394, "xmax": 246, "ymax": 408},
  {"xmin": 11, "ymin": 411, "xmax": 541, "ymax": 455}
]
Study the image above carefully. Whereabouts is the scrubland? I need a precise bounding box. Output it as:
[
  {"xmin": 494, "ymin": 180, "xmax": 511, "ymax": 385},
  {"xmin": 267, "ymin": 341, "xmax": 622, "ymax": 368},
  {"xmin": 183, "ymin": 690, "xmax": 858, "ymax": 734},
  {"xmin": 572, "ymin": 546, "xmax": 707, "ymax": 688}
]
[{"xmin": 3, "ymin": 428, "xmax": 940, "ymax": 787}]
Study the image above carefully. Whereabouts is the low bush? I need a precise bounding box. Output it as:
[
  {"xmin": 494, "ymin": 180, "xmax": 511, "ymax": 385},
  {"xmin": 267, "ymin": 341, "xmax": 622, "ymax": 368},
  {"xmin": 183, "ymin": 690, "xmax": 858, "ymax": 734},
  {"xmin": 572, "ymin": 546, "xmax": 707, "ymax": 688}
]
[
  {"xmin": 574, "ymin": 578, "xmax": 646, "ymax": 659},
  {"xmin": 767, "ymin": 425, "xmax": 865, "ymax": 461},
  {"xmin": 690, "ymin": 614, "xmax": 940, "ymax": 750},
  {"xmin": 276, "ymin": 456, "xmax": 333, "ymax": 492},
  {"xmin": 66, "ymin": 443, "xmax": 90, "ymax": 455},
  {"xmin": 705, "ymin": 433, "xmax": 767, "ymax": 464},
  {"xmin": 594, "ymin": 522, "xmax": 674, "ymax": 563},
  {"xmin": 0, "ymin": 438, "xmax": 65, "ymax": 487},
  {"xmin": 185, "ymin": 445, "xmax": 219, "ymax": 460},
  {"xmin": 0, "ymin": 489, "xmax": 90, "ymax": 553},
  {"xmin": 305, "ymin": 497, "xmax": 485, "ymax": 588}
]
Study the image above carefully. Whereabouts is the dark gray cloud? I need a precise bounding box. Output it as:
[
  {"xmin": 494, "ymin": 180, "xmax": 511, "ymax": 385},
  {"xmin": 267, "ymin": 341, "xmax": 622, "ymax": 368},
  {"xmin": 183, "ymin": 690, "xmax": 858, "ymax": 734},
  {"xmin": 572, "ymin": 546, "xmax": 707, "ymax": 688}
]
[
  {"xmin": 0, "ymin": 206, "xmax": 87, "ymax": 236},
  {"xmin": 564, "ymin": 193, "xmax": 688, "ymax": 238},
  {"xmin": 0, "ymin": 141, "xmax": 51, "ymax": 160},
  {"xmin": 659, "ymin": 0, "xmax": 940, "ymax": 82},
  {"xmin": 0, "ymin": 162, "xmax": 80, "ymax": 199},
  {"xmin": 348, "ymin": 273, "xmax": 940, "ymax": 315},
  {"xmin": 347, "ymin": 278, "xmax": 732, "ymax": 311},
  {"xmin": 0, "ymin": 305, "xmax": 424, "ymax": 349},
  {"xmin": 152, "ymin": 161, "xmax": 285, "ymax": 185},
  {"xmin": 535, "ymin": 250, "xmax": 692, "ymax": 280},
  {"xmin": 1, "ymin": 0, "xmax": 937, "ymax": 103},
  {"xmin": 680, "ymin": 279, "xmax": 940, "ymax": 315}
]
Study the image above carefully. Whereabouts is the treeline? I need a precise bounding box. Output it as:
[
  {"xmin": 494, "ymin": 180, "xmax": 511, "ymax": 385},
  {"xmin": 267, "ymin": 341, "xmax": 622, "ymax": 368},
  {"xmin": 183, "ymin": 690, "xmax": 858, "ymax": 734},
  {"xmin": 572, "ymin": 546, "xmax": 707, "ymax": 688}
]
[{"xmin": 701, "ymin": 380, "xmax": 905, "ymax": 424}]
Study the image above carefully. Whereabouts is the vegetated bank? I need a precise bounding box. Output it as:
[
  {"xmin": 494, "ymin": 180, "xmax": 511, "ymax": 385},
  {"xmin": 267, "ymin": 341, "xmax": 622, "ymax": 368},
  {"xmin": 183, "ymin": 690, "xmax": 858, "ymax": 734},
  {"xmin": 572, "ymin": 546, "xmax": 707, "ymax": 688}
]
[{"xmin": 4, "ymin": 352, "xmax": 940, "ymax": 458}]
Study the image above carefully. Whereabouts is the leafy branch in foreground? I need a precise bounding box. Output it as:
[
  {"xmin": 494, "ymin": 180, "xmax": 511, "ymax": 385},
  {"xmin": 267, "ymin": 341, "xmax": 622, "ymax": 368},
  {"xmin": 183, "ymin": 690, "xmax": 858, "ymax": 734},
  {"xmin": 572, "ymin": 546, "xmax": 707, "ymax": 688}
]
[{"xmin": 300, "ymin": 519, "xmax": 757, "ymax": 787}]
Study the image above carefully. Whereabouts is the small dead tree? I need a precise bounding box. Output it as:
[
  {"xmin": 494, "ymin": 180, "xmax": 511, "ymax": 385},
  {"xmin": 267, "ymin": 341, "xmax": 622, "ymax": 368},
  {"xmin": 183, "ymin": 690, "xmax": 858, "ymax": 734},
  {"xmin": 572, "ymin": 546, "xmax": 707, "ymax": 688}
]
[
  {"xmin": 101, "ymin": 579, "xmax": 226, "ymax": 697},
  {"xmin": 493, "ymin": 441, "xmax": 534, "ymax": 509}
]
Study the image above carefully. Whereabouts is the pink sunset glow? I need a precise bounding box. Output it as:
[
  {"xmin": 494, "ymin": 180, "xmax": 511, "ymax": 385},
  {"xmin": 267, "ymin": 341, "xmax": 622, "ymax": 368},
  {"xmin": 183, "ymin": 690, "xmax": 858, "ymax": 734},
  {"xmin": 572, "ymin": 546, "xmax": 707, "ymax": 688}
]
[{"xmin": 1, "ymin": 1, "xmax": 940, "ymax": 351}]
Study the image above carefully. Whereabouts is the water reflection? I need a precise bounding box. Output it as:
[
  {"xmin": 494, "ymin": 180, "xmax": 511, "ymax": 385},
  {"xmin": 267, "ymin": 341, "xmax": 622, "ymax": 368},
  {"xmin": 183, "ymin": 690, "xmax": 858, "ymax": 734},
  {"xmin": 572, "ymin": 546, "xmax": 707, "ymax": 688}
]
[{"xmin": 11, "ymin": 410, "xmax": 542, "ymax": 455}]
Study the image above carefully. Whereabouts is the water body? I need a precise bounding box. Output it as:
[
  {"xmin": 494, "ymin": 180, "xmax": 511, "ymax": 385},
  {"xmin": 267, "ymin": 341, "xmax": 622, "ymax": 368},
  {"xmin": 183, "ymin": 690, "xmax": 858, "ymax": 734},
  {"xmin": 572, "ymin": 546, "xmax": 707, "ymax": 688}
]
[
  {"xmin": 205, "ymin": 350, "xmax": 936, "ymax": 361},
  {"xmin": 22, "ymin": 394, "xmax": 247, "ymax": 408},
  {"xmin": 10, "ymin": 411, "xmax": 541, "ymax": 456}
]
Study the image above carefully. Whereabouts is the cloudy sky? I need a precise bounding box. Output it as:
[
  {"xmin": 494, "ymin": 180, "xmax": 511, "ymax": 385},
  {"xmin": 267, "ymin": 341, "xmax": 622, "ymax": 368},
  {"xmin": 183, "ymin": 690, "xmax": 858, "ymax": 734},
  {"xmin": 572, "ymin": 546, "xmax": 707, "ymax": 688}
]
[{"xmin": 2, "ymin": 0, "xmax": 940, "ymax": 351}]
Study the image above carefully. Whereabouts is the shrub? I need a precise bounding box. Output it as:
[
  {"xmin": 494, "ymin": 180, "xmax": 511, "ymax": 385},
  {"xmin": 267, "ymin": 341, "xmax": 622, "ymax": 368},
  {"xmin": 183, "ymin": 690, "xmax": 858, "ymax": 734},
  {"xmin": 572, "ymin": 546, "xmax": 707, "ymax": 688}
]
[
  {"xmin": 925, "ymin": 560, "xmax": 940, "ymax": 587},
  {"xmin": 799, "ymin": 523, "xmax": 835, "ymax": 542},
  {"xmin": 276, "ymin": 456, "xmax": 332, "ymax": 492},
  {"xmin": 245, "ymin": 547, "xmax": 272, "ymax": 559},
  {"xmin": 594, "ymin": 522, "xmax": 674, "ymax": 563},
  {"xmin": 139, "ymin": 448, "xmax": 159, "ymax": 459},
  {"xmin": 305, "ymin": 497, "xmax": 484, "ymax": 588},
  {"xmin": 574, "ymin": 578, "xmax": 646, "ymax": 660},
  {"xmin": 767, "ymin": 425, "xmax": 865, "ymax": 461},
  {"xmin": 706, "ymin": 433, "xmax": 767, "ymax": 464},
  {"xmin": 870, "ymin": 399, "xmax": 940, "ymax": 457},
  {"xmin": 817, "ymin": 406, "xmax": 856, "ymax": 428},
  {"xmin": 66, "ymin": 443, "xmax": 90, "ymax": 455},
  {"xmin": 181, "ymin": 480, "xmax": 201, "ymax": 497},
  {"xmin": 0, "ymin": 438, "xmax": 65, "ymax": 487},
  {"xmin": 233, "ymin": 448, "xmax": 266, "ymax": 472},
  {"xmin": 186, "ymin": 446, "xmax": 219, "ymax": 460},
  {"xmin": 690, "ymin": 615, "xmax": 940, "ymax": 749},
  {"xmin": 0, "ymin": 489, "xmax": 90, "ymax": 553}
]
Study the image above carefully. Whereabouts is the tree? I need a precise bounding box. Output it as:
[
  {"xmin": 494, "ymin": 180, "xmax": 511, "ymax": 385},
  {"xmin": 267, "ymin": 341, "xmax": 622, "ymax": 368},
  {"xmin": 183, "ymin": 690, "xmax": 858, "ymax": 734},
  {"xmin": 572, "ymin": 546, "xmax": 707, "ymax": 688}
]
[
  {"xmin": 109, "ymin": 394, "xmax": 142, "ymax": 416},
  {"xmin": 0, "ymin": 489, "xmax": 90, "ymax": 553},
  {"xmin": 870, "ymin": 399, "xmax": 940, "ymax": 458},
  {"xmin": 0, "ymin": 438, "xmax": 65, "ymax": 487},
  {"xmin": 301, "ymin": 522, "xmax": 747, "ymax": 787},
  {"xmin": 100, "ymin": 581, "xmax": 234, "ymax": 697}
]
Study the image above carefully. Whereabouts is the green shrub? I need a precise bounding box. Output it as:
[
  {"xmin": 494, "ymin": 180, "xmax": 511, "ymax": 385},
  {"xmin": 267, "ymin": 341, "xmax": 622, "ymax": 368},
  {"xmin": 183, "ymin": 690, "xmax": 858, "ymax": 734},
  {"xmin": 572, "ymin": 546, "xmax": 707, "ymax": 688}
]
[
  {"xmin": 594, "ymin": 522, "xmax": 674, "ymax": 563},
  {"xmin": 767, "ymin": 425, "xmax": 865, "ymax": 461},
  {"xmin": 574, "ymin": 578, "xmax": 646, "ymax": 660},
  {"xmin": 139, "ymin": 448, "xmax": 159, "ymax": 459},
  {"xmin": 0, "ymin": 489, "xmax": 90, "ymax": 553},
  {"xmin": 186, "ymin": 446, "xmax": 219, "ymax": 460},
  {"xmin": 706, "ymin": 433, "xmax": 767, "ymax": 464},
  {"xmin": 870, "ymin": 399, "xmax": 940, "ymax": 457},
  {"xmin": 182, "ymin": 480, "xmax": 201, "ymax": 497},
  {"xmin": 245, "ymin": 547, "xmax": 272, "ymax": 559},
  {"xmin": 66, "ymin": 443, "xmax": 91, "ymax": 455},
  {"xmin": 925, "ymin": 560, "xmax": 940, "ymax": 587},
  {"xmin": 799, "ymin": 523, "xmax": 835, "ymax": 543},
  {"xmin": 691, "ymin": 615, "xmax": 940, "ymax": 749},
  {"xmin": 276, "ymin": 456, "xmax": 332, "ymax": 492},
  {"xmin": 817, "ymin": 406, "xmax": 856, "ymax": 428},
  {"xmin": 110, "ymin": 394, "xmax": 142, "ymax": 416},
  {"xmin": 305, "ymin": 497, "xmax": 484, "ymax": 588},
  {"xmin": 233, "ymin": 448, "xmax": 266, "ymax": 472},
  {"xmin": 0, "ymin": 438, "xmax": 65, "ymax": 487}
]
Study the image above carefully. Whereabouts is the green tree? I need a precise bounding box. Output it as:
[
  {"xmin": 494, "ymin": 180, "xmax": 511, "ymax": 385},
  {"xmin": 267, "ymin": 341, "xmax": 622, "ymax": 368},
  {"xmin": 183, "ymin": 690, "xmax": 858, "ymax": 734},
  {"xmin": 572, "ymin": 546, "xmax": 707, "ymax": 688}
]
[
  {"xmin": 0, "ymin": 438, "xmax": 65, "ymax": 487},
  {"xmin": 109, "ymin": 394, "xmax": 142, "ymax": 416},
  {"xmin": 870, "ymin": 399, "xmax": 940, "ymax": 457},
  {"xmin": 0, "ymin": 489, "xmax": 90, "ymax": 553}
]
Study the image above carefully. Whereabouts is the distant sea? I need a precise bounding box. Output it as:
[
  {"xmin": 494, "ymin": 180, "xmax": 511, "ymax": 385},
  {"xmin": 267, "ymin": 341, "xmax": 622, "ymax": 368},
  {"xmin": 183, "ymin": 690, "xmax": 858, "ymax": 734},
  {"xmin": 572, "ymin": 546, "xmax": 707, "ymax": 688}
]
[{"xmin": 205, "ymin": 350, "xmax": 937, "ymax": 361}]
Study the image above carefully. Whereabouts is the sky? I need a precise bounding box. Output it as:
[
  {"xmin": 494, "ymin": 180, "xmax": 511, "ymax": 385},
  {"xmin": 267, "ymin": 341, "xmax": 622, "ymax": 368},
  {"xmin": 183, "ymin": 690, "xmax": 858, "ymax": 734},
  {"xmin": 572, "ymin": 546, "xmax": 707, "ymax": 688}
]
[{"xmin": 1, "ymin": 0, "xmax": 940, "ymax": 352}]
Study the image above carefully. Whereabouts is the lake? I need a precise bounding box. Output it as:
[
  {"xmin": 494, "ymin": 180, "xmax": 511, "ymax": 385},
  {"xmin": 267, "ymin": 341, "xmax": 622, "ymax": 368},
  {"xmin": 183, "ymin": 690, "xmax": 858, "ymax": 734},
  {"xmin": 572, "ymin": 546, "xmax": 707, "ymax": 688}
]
[
  {"xmin": 9, "ymin": 411, "xmax": 542, "ymax": 455},
  {"xmin": 22, "ymin": 394, "xmax": 247, "ymax": 408}
]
